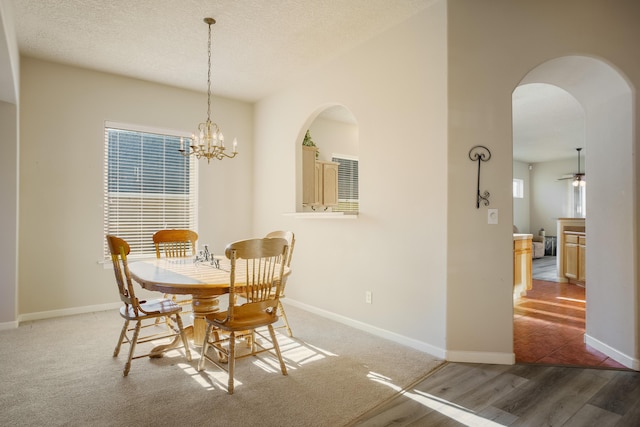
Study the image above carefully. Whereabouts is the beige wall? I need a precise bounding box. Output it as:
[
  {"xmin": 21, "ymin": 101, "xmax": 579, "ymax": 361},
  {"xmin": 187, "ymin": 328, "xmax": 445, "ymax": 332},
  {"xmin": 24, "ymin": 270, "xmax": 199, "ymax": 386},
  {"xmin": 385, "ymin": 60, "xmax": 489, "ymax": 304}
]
[
  {"xmin": 0, "ymin": 0, "xmax": 19, "ymax": 327},
  {"xmin": 529, "ymin": 157, "xmax": 578, "ymax": 234},
  {"xmin": 447, "ymin": 0, "xmax": 640, "ymax": 366},
  {"xmin": 0, "ymin": 100, "xmax": 18, "ymax": 326},
  {"xmin": 308, "ymin": 116, "xmax": 358, "ymax": 163},
  {"xmin": 252, "ymin": 3, "xmax": 449, "ymax": 355},
  {"xmin": 18, "ymin": 57, "xmax": 254, "ymax": 317}
]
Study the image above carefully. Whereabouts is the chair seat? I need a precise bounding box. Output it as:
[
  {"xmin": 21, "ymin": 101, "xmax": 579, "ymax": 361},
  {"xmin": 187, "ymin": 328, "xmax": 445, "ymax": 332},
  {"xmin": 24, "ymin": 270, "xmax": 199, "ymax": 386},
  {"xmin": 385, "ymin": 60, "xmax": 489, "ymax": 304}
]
[
  {"xmin": 119, "ymin": 299, "xmax": 181, "ymax": 320},
  {"xmin": 207, "ymin": 310, "xmax": 279, "ymax": 331}
]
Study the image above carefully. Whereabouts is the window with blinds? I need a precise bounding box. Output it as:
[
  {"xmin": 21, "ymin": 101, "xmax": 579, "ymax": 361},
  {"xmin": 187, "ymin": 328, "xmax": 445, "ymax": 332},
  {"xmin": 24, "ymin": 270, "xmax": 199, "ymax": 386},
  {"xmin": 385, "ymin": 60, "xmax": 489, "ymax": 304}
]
[
  {"xmin": 103, "ymin": 124, "xmax": 198, "ymax": 260},
  {"xmin": 331, "ymin": 155, "xmax": 359, "ymax": 214}
]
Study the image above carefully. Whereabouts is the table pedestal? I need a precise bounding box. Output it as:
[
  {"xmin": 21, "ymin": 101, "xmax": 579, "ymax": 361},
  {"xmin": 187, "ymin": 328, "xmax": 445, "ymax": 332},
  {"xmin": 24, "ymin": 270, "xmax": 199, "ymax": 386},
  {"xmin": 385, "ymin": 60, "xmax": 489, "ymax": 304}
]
[
  {"xmin": 149, "ymin": 296, "xmax": 220, "ymax": 357},
  {"xmin": 191, "ymin": 296, "xmax": 220, "ymax": 346}
]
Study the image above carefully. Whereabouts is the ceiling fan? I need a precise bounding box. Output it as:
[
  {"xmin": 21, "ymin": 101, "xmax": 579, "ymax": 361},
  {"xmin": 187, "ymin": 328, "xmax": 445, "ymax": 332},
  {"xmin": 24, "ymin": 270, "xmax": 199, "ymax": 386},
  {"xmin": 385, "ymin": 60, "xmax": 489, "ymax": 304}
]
[{"xmin": 558, "ymin": 148, "xmax": 585, "ymax": 186}]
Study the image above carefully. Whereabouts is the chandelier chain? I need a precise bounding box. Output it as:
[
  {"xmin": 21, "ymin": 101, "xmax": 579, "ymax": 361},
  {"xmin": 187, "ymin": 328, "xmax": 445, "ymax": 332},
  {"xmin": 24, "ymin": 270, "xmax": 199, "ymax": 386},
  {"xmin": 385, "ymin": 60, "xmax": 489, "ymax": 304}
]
[{"xmin": 207, "ymin": 20, "xmax": 212, "ymax": 122}]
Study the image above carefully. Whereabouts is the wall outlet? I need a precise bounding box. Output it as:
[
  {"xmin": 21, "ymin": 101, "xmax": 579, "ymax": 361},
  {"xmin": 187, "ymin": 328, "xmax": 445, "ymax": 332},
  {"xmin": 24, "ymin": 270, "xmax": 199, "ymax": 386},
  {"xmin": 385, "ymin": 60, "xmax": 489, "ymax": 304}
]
[{"xmin": 365, "ymin": 291, "xmax": 372, "ymax": 304}]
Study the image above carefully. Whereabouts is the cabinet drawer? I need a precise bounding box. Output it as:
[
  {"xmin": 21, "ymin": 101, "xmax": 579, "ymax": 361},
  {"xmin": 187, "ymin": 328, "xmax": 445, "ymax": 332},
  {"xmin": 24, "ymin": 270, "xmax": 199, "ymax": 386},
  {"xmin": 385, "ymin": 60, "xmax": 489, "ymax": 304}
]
[
  {"xmin": 565, "ymin": 234, "xmax": 579, "ymax": 244},
  {"xmin": 514, "ymin": 239, "xmax": 531, "ymax": 251},
  {"xmin": 579, "ymin": 236, "xmax": 586, "ymax": 245}
]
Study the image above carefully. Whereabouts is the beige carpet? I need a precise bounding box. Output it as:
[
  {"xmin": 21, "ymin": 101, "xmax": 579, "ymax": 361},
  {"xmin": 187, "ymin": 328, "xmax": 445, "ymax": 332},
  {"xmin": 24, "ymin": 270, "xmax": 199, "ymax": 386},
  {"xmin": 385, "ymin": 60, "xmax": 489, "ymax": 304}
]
[{"xmin": 0, "ymin": 304, "xmax": 443, "ymax": 426}]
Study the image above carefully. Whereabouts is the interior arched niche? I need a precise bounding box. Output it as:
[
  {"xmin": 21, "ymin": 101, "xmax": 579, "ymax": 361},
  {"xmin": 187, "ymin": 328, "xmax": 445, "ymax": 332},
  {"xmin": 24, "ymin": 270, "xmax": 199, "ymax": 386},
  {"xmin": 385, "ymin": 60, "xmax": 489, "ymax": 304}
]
[
  {"xmin": 512, "ymin": 55, "xmax": 636, "ymax": 368},
  {"xmin": 295, "ymin": 104, "xmax": 358, "ymax": 212}
]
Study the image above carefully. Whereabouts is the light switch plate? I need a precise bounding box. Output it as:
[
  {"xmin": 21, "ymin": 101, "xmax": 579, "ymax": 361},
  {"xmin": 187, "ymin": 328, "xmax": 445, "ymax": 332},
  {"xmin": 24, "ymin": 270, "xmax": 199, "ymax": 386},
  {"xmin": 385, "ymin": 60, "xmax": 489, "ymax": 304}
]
[{"xmin": 488, "ymin": 209, "xmax": 498, "ymax": 224}]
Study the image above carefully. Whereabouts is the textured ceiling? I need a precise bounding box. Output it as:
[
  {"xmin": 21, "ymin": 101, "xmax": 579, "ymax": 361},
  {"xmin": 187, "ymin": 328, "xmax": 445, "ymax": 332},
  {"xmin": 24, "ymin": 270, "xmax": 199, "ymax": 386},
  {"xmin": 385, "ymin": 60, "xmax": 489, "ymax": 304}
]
[
  {"xmin": 12, "ymin": 0, "xmax": 583, "ymax": 163},
  {"xmin": 13, "ymin": 0, "xmax": 434, "ymax": 102},
  {"xmin": 513, "ymin": 83, "xmax": 585, "ymax": 164}
]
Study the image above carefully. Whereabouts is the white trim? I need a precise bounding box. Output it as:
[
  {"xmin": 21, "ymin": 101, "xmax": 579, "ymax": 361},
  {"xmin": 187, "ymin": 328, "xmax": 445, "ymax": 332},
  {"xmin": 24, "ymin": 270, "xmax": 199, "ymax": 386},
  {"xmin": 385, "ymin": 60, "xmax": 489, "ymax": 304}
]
[
  {"xmin": 105, "ymin": 120, "xmax": 191, "ymax": 138},
  {"xmin": 284, "ymin": 298, "xmax": 446, "ymax": 359},
  {"xmin": 331, "ymin": 152, "xmax": 358, "ymax": 161},
  {"xmin": 585, "ymin": 333, "xmax": 639, "ymax": 370},
  {"xmin": 445, "ymin": 350, "xmax": 515, "ymax": 365},
  {"xmin": 0, "ymin": 320, "xmax": 19, "ymax": 330},
  {"xmin": 18, "ymin": 302, "xmax": 121, "ymax": 323},
  {"xmin": 283, "ymin": 212, "xmax": 357, "ymax": 219}
]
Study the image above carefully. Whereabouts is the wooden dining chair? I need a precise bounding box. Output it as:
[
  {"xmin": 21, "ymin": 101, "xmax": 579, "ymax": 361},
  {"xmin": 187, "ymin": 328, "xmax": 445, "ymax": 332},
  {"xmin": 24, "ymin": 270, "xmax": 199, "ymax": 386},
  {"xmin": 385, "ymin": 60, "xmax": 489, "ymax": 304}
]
[
  {"xmin": 265, "ymin": 230, "xmax": 295, "ymax": 337},
  {"xmin": 106, "ymin": 235, "xmax": 192, "ymax": 376},
  {"xmin": 197, "ymin": 237, "xmax": 289, "ymax": 394},
  {"xmin": 153, "ymin": 229, "xmax": 198, "ymax": 259},
  {"xmin": 152, "ymin": 229, "xmax": 198, "ymax": 323}
]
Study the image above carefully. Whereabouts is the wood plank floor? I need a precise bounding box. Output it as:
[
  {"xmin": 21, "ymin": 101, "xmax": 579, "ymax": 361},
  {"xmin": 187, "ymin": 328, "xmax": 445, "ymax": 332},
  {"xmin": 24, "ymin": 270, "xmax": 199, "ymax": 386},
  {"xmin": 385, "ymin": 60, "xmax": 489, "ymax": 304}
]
[
  {"xmin": 349, "ymin": 362, "xmax": 640, "ymax": 426},
  {"xmin": 350, "ymin": 262, "xmax": 639, "ymax": 425}
]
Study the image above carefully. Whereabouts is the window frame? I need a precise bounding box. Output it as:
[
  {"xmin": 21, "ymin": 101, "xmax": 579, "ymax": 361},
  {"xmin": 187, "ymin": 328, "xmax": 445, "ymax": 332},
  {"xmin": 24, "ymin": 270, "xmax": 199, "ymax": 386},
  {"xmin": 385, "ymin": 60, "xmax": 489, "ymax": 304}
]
[
  {"xmin": 103, "ymin": 121, "xmax": 198, "ymax": 261},
  {"xmin": 513, "ymin": 178, "xmax": 524, "ymax": 199},
  {"xmin": 331, "ymin": 153, "xmax": 359, "ymax": 214}
]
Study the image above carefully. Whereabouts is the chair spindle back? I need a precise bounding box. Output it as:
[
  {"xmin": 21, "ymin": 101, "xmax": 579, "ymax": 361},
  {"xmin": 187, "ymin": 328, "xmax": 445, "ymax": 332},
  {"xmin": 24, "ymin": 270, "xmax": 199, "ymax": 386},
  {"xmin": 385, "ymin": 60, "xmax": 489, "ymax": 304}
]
[{"xmin": 153, "ymin": 229, "xmax": 198, "ymax": 258}]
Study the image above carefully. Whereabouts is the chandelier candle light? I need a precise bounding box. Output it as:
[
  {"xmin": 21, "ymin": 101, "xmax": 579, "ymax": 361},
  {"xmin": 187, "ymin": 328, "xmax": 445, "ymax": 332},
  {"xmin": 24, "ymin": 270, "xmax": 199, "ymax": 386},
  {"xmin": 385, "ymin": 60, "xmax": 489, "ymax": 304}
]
[{"xmin": 179, "ymin": 17, "xmax": 238, "ymax": 163}]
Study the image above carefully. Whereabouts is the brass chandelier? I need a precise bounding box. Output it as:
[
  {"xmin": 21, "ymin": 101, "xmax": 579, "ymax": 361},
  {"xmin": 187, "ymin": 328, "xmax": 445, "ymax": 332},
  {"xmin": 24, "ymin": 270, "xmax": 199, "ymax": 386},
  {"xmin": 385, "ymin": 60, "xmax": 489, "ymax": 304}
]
[{"xmin": 179, "ymin": 17, "xmax": 237, "ymax": 163}]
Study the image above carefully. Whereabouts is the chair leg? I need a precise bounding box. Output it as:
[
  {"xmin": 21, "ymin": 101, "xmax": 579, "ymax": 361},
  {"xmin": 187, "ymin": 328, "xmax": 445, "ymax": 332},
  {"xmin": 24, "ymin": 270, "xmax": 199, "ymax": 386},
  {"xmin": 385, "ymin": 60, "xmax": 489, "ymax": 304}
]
[
  {"xmin": 212, "ymin": 330, "xmax": 226, "ymax": 362},
  {"xmin": 278, "ymin": 301, "xmax": 293, "ymax": 337},
  {"xmin": 228, "ymin": 331, "xmax": 236, "ymax": 394},
  {"xmin": 175, "ymin": 314, "xmax": 192, "ymax": 362},
  {"xmin": 123, "ymin": 321, "xmax": 141, "ymax": 377},
  {"xmin": 268, "ymin": 324, "xmax": 288, "ymax": 376},
  {"xmin": 250, "ymin": 330, "xmax": 256, "ymax": 354},
  {"xmin": 114, "ymin": 319, "xmax": 129, "ymax": 357},
  {"xmin": 198, "ymin": 323, "xmax": 213, "ymax": 371}
]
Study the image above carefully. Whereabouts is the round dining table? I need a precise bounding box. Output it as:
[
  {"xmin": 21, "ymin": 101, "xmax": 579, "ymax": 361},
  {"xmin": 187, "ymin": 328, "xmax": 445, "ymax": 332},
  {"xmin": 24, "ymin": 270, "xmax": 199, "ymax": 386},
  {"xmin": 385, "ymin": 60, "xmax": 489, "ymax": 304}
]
[{"xmin": 128, "ymin": 257, "xmax": 289, "ymax": 348}]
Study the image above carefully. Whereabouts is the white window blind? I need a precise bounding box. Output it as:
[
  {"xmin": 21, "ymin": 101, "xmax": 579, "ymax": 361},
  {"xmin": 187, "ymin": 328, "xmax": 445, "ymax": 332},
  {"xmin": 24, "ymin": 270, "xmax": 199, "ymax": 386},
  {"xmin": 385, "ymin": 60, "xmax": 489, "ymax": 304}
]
[
  {"xmin": 103, "ymin": 124, "xmax": 198, "ymax": 260},
  {"xmin": 332, "ymin": 154, "xmax": 359, "ymax": 214}
]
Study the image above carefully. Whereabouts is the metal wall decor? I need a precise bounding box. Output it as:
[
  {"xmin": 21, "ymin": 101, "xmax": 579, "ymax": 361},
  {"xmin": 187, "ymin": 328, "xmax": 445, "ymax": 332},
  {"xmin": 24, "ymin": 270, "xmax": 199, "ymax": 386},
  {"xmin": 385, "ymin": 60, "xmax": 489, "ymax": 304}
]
[{"xmin": 468, "ymin": 145, "xmax": 491, "ymax": 209}]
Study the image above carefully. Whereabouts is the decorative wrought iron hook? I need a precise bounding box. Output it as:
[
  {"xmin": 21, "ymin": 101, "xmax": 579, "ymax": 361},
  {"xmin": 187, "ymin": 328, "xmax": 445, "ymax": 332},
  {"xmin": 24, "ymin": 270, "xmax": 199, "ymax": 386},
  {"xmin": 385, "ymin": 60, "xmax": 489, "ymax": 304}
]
[{"xmin": 468, "ymin": 145, "xmax": 491, "ymax": 209}]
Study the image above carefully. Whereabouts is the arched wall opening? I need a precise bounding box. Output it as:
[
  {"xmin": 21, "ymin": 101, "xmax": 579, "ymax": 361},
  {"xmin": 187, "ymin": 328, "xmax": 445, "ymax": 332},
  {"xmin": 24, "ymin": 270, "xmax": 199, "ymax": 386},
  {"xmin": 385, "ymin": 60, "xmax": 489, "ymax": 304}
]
[
  {"xmin": 295, "ymin": 104, "xmax": 359, "ymax": 213},
  {"xmin": 513, "ymin": 55, "xmax": 637, "ymax": 369}
]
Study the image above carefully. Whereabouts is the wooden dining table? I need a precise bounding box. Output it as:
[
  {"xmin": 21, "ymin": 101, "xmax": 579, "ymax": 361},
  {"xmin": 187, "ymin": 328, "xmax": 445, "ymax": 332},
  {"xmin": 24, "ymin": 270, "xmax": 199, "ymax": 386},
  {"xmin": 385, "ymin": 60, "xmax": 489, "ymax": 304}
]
[{"xmin": 128, "ymin": 257, "xmax": 289, "ymax": 349}]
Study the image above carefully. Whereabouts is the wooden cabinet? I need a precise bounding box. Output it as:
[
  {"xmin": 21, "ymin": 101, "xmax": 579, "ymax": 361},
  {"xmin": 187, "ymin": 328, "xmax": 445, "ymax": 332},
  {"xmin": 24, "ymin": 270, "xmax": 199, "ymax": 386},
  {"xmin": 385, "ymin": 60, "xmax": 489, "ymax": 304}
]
[
  {"xmin": 578, "ymin": 235, "xmax": 586, "ymax": 283},
  {"xmin": 317, "ymin": 162, "xmax": 338, "ymax": 206},
  {"xmin": 564, "ymin": 234, "xmax": 578, "ymax": 280},
  {"xmin": 302, "ymin": 146, "xmax": 317, "ymax": 205},
  {"xmin": 563, "ymin": 232, "xmax": 586, "ymax": 285},
  {"xmin": 303, "ymin": 146, "xmax": 339, "ymax": 207},
  {"xmin": 513, "ymin": 234, "xmax": 532, "ymax": 298}
]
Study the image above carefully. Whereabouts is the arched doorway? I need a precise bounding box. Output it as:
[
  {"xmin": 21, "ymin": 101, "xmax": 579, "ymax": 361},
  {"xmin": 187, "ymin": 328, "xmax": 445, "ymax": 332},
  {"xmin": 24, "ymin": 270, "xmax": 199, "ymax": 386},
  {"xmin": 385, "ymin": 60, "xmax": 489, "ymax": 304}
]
[{"xmin": 512, "ymin": 56, "xmax": 636, "ymax": 369}]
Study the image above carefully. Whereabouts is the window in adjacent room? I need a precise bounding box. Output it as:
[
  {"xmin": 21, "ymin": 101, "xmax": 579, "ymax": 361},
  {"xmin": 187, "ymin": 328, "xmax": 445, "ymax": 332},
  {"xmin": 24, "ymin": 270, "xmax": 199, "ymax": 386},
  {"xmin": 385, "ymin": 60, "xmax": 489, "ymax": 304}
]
[
  {"xmin": 513, "ymin": 178, "xmax": 524, "ymax": 198},
  {"xmin": 331, "ymin": 154, "xmax": 359, "ymax": 214},
  {"xmin": 103, "ymin": 123, "xmax": 197, "ymax": 260},
  {"xmin": 570, "ymin": 181, "xmax": 586, "ymax": 217}
]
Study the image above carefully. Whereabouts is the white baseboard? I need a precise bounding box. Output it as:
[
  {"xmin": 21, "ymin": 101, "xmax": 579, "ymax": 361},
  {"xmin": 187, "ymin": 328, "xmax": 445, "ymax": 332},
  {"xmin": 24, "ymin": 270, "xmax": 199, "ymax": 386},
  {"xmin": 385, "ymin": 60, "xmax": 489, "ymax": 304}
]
[
  {"xmin": 585, "ymin": 333, "xmax": 639, "ymax": 370},
  {"xmin": 0, "ymin": 320, "xmax": 19, "ymax": 330},
  {"xmin": 18, "ymin": 302, "xmax": 121, "ymax": 323},
  {"xmin": 446, "ymin": 349, "xmax": 515, "ymax": 365},
  {"xmin": 285, "ymin": 299, "xmax": 518, "ymax": 365},
  {"xmin": 284, "ymin": 298, "xmax": 446, "ymax": 359}
]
